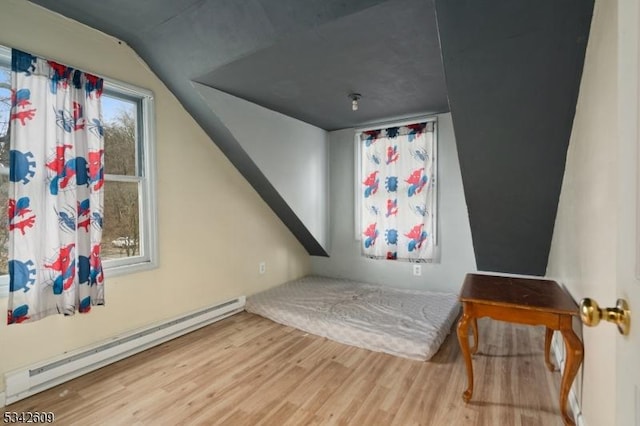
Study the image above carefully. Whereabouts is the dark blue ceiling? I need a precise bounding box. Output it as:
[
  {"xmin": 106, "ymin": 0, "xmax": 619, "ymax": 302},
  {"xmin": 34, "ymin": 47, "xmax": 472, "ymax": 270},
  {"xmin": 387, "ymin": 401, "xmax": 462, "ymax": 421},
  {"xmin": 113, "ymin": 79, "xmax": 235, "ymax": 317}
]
[
  {"xmin": 435, "ymin": 0, "xmax": 594, "ymax": 275},
  {"xmin": 26, "ymin": 0, "xmax": 594, "ymax": 275}
]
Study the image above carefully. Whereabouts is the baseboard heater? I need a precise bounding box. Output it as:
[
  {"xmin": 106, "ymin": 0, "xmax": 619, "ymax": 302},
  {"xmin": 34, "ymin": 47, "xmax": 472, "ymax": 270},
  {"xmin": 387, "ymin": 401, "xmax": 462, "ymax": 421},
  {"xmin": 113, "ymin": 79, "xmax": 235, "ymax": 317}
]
[{"xmin": 4, "ymin": 295, "xmax": 245, "ymax": 406}]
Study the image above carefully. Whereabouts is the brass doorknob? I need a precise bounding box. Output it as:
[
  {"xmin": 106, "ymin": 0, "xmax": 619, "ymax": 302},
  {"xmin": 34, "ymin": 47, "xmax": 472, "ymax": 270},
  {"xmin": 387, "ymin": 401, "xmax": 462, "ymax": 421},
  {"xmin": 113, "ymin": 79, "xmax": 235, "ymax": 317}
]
[{"xmin": 579, "ymin": 298, "xmax": 631, "ymax": 336}]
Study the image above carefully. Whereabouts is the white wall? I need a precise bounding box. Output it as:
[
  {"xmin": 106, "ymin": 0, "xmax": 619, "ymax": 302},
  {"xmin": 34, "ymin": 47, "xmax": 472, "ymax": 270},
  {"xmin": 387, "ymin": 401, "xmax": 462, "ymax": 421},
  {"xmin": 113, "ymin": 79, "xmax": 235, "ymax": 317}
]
[
  {"xmin": 545, "ymin": 0, "xmax": 617, "ymax": 424},
  {"xmin": 311, "ymin": 113, "xmax": 476, "ymax": 293},
  {"xmin": 0, "ymin": 0, "xmax": 310, "ymax": 389},
  {"xmin": 195, "ymin": 84, "xmax": 329, "ymax": 250}
]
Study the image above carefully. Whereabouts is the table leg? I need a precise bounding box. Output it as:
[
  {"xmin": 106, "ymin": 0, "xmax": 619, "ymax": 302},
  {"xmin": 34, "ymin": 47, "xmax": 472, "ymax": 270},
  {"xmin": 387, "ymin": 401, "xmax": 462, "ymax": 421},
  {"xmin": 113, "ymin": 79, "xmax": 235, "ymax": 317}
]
[
  {"xmin": 559, "ymin": 327, "xmax": 584, "ymax": 426},
  {"xmin": 470, "ymin": 317, "xmax": 479, "ymax": 354},
  {"xmin": 457, "ymin": 312, "xmax": 474, "ymax": 402},
  {"xmin": 544, "ymin": 328, "xmax": 555, "ymax": 371}
]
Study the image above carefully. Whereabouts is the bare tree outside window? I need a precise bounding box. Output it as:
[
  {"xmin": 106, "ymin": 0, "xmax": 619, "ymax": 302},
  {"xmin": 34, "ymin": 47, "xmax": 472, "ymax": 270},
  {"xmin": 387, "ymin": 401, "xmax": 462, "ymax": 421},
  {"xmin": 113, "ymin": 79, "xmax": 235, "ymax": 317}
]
[
  {"xmin": 101, "ymin": 97, "xmax": 141, "ymax": 260},
  {"xmin": 0, "ymin": 56, "xmax": 155, "ymax": 295},
  {"xmin": 0, "ymin": 80, "xmax": 144, "ymax": 268}
]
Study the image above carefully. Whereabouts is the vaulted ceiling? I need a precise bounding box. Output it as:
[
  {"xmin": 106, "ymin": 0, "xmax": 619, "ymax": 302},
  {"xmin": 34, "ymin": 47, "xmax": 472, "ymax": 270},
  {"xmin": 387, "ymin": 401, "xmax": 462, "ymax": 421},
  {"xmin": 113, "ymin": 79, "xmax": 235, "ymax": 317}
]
[
  {"xmin": 29, "ymin": 0, "xmax": 447, "ymax": 131},
  {"xmin": 436, "ymin": 0, "xmax": 594, "ymax": 275},
  {"xmin": 27, "ymin": 0, "xmax": 594, "ymax": 275}
]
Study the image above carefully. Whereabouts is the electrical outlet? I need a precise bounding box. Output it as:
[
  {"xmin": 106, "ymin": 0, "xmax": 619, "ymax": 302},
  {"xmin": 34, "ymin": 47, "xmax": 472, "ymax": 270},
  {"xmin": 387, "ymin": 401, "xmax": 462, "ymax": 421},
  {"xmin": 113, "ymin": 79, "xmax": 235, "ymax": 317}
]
[
  {"xmin": 412, "ymin": 264, "xmax": 422, "ymax": 276},
  {"xmin": 259, "ymin": 262, "xmax": 266, "ymax": 274}
]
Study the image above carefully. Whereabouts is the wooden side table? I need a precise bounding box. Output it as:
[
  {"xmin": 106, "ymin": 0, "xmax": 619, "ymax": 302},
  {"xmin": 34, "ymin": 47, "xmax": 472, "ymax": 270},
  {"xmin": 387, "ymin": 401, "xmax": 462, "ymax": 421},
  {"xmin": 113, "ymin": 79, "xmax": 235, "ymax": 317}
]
[{"xmin": 457, "ymin": 273, "xmax": 583, "ymax": 426}]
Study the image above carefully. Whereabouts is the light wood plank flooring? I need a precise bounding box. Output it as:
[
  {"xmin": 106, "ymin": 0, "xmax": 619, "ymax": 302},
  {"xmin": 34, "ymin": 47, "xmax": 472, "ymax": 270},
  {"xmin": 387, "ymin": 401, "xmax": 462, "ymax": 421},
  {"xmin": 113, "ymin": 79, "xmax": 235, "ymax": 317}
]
[{"xmin": 4, "ymin": 312, "xmax": 566, "ymax": 425}]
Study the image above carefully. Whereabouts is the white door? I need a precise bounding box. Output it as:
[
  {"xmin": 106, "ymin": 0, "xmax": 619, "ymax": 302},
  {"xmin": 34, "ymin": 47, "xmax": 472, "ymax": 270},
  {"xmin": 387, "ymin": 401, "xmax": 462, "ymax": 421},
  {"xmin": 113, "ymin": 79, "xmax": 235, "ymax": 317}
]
[{"xmin": 616, "ymin": 1, "xmax": 640, "ymax": 424}]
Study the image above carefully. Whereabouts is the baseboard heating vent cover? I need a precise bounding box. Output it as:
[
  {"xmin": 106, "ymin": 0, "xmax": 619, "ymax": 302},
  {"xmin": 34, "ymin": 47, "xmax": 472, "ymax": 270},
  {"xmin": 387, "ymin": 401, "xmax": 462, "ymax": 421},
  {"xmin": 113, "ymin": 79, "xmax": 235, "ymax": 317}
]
[{"xmin": 4, "ymin": 296, "xmax": 245, "ymax": 406}]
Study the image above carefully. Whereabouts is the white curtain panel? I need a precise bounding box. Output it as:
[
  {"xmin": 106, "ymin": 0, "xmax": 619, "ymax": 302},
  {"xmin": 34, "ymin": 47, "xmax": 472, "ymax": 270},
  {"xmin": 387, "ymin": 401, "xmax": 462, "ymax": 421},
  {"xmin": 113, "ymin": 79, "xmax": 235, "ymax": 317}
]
[
  {"xmin": 8, "ymin": 49, "xmax": 105, "ymax": 323},
  {"xmin": 360, "ymin": 122, "xmax": 435, "ymax": 262}
]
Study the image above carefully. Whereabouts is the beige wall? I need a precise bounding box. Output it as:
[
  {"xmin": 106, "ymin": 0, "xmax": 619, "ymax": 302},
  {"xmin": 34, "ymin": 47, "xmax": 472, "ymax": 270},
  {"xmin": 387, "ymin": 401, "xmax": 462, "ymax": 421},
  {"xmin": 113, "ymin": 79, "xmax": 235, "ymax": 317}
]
[
  {"xmin": 0, "ymin": 0, "xmax": 310, "ymax": 389},
  {"xmin": 546, "ymin": 0, "xmax": 617, "ymax": 424}
]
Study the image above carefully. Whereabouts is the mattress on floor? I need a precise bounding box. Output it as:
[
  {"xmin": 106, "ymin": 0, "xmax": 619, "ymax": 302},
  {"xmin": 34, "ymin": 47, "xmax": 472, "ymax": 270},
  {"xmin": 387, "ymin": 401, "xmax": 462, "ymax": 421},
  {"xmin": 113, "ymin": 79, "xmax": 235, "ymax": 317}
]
[{"xmin": 245, "ymin": 275, "xmax": 460, "ymax": 361}]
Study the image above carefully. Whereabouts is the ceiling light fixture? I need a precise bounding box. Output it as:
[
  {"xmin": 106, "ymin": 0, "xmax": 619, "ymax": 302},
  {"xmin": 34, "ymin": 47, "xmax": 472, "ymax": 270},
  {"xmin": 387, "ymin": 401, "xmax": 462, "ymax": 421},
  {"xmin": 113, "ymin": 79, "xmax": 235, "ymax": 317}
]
[{"xmin": 349, "ymin": 93, "xmax": 361, "ymax": 111}]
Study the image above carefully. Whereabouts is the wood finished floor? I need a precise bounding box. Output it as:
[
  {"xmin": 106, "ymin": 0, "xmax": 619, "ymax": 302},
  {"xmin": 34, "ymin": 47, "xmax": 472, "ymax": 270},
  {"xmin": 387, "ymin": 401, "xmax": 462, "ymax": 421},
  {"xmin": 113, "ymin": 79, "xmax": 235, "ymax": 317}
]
[{"xmin": 4, "ymin": 312, "xmax": 566, "ymax": 425}]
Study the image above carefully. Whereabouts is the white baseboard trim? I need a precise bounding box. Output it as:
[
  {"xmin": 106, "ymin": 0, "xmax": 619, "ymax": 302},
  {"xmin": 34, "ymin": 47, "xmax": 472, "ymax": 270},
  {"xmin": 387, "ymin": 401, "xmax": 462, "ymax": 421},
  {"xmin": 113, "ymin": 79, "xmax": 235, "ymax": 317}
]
[
  {"xmin": 551, "ymin": 332, "xmax": 585, "ymax": 426},
  {"xmin": 0, "ymin": 391, "xmax": 5, "ymax": 408},
  {"xmin": 3, "ymin": 296, "xmax": 245, "ymax": 406}
]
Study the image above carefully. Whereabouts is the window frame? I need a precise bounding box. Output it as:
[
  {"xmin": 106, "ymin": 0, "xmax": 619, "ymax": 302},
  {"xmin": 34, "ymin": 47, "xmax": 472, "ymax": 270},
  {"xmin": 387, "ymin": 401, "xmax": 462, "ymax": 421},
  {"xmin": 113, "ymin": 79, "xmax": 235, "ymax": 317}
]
[
  {"xmin": 0, "ymin": 45, "xmax": 158, "ymax": 297},
  {"xmin": 353, "ymin": 116, "xmax": 439, "ymax": 246}
]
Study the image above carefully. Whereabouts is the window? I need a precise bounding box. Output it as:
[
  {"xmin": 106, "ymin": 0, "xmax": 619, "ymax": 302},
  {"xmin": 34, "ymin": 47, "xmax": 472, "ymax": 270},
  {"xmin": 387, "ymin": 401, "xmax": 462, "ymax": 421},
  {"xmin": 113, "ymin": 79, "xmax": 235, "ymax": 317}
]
[
  {"xmin": 355, "ymin": 118, "xmax": 438, "ymax": 262},
  {"xmin": 0, "ymin": 46, "xmax": 157, "ymax": 296}
]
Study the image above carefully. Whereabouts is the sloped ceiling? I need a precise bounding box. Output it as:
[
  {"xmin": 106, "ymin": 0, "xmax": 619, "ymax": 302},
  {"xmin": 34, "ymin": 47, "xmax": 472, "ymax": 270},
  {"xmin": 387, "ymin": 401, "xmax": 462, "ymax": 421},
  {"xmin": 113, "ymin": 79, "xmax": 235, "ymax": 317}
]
[
  {"xmin": 435, "ymin": 0, "xmax": 594, "ymax": 275},
  {"xmin": 25, "ymin": 0, "xmax": 594, "ymax": 275},
  {"xmin": 28, "ymin": 0, "xmax": 447, "ymax": 131}
]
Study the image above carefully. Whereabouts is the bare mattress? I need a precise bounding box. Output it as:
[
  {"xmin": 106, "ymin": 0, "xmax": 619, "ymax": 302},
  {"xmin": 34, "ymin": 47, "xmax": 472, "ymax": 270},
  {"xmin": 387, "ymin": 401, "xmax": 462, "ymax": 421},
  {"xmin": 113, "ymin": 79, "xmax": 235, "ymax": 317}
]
[{"xmin": 245, "ymin": 275, "xmax": 460, "ymax": 361}]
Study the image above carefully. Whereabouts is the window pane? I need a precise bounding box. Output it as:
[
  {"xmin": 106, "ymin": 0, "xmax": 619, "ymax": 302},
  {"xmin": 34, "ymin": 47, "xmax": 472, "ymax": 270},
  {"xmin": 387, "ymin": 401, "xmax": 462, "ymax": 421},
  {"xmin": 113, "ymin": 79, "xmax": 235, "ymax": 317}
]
[
  {"xmin": 0, "ymin": 67, "xmax": 10, "ymax": 169},
  {"xmin": 102, "ymin": 180, "xmax": 140, "ymax": 260},
  {"xmin": 103, "ymin": 94, "xmax": 137, "ymax": 176},
  {"xmin": 0, "ymin": 174, "xmax": 8, "ymax": 275},
  {"xmin": 0, "ymin": 54, "xmax": 156, "ymax": 296}
]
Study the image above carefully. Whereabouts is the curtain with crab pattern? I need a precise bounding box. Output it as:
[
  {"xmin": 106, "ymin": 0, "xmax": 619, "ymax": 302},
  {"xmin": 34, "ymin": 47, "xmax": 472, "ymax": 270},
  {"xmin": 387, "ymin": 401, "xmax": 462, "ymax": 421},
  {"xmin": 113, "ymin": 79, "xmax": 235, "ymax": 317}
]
[
  {"xmin": 360, "ymin": 121, "xmax": 436, "ymax": 262},
  {"xmin": 7, "ymin": 49, "xmax": 105, "ymax": 324}
]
